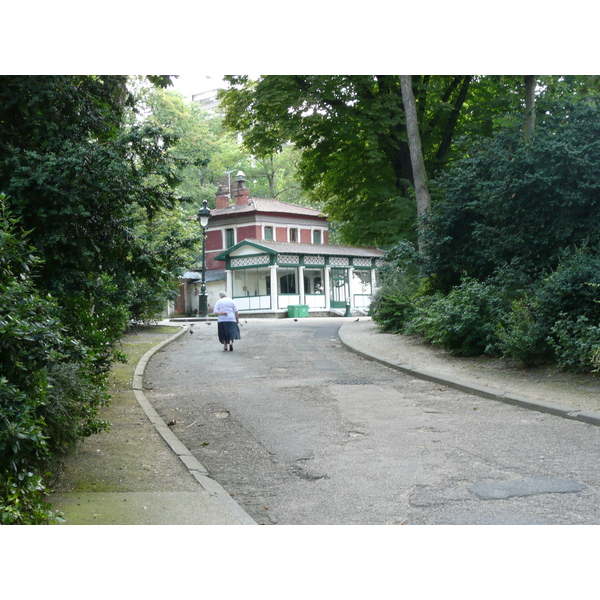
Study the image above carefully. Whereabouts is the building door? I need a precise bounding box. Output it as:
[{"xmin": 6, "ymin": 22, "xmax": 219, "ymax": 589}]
[
  {"xmin": 174, "ymin": 283, "xmax": 186, "ymax": 314},
  {"xmin": 330, "ymin": 268, "xmax": 349, "ymax": 308}
]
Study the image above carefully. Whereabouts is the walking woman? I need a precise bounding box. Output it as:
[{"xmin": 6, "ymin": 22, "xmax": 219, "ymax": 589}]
[{"xmin": 213, "ymin": 291, "xmax": 241, "ymax": 351}]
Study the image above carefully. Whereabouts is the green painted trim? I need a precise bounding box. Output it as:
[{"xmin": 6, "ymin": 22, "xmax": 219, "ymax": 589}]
[
  {"xmin": 214, "ymin": 240, "xmax": 278, "ymax": 262},
  {"xmin": 326, "ymin": 257, "xmax": 351, "ymax": 267},
  {"xmin": 227, "ymin": 254, "xmax": 275, "ymax": 270},
  {"xmin": 300, "ymin": 258, "xmax": 326, "ymax": 267}
]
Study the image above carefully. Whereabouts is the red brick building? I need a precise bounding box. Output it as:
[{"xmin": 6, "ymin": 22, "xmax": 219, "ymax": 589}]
[{"xmin": 176, "ymin": 172, "xmax": 385, "ymax": 316}]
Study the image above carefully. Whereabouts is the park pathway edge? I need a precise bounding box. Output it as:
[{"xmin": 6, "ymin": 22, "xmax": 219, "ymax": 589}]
[
  {"xmin": 338, "ymin": 323, "xmax": 600, "ymax": 428},
  {"xmin": 132, "ymin": 326, "xmax": 257, "ymax": 525}
]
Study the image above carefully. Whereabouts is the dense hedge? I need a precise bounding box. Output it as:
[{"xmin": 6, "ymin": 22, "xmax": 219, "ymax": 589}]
[
  {"xmin": 372, "ymin": 99, "xmax": 600, "ymax": 373},
  {"xmin": 0, "ymin": 203, "xmax": 108, "ymax": 523},
  {"xmin": 372, "ymin": 247, "xmax": 600, "ymax": 371}
]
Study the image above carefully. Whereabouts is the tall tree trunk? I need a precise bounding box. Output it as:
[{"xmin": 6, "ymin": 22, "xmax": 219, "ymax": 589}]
[
  {"xmin": 259, "ymin": 155, "xmax": 277, "ymax": 197},
  {"xmin": 524, "ymin": 75, "xmax": 536, "ymax": 143},
  {"xmin": 400, "ymin": 75, "xmax": 431, "ymax": 253}
]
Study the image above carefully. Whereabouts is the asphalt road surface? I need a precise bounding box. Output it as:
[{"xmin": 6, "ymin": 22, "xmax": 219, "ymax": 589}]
[{"xmin": 144, "ymin": 319, "xmax": 600, "ymax": 525}]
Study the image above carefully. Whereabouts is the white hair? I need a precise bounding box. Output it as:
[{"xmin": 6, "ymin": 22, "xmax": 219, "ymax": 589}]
[{"xmin": 219, "ymin": 291, "xmax": 228, "ymax": 298}]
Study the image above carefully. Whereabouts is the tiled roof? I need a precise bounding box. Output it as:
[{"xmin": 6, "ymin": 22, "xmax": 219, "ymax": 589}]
[
  {"xmin": 210, "ymin": 198, "xmax": 326, "ymax": 218},
  {"xmin": 231, "ymin": 239, "xmax": 386, "ymax": 258}
]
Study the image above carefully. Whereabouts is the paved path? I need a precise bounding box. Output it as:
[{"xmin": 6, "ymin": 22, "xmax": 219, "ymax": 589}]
[
  {"xmin": 51, "ymin": 319, "xmax": 600, "ymax": 524},
  {"xmin": 143, "ymin": 318, "xmax": 600, "ymax": 525}
]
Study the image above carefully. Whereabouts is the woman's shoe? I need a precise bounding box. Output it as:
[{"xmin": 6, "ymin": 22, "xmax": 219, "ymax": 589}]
[{"xmin": 229, "ymin": 344, "xmax": 233, "ymax": 351}]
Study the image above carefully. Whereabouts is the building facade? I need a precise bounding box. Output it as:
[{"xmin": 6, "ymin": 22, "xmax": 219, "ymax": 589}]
[{"xmin": 176, "ymin": 172, "xmax": 385, "ymax": 317}]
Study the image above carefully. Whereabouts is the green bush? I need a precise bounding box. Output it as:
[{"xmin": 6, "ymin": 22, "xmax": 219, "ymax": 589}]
[
  {"xmin": 0, "ymin": 201, "xmax": 108, "ymax": 523},
  {"xmin": 534, "ymin": 248, "xmax": 600, "ymax": 333},
  {"xmin": 371, "ymin": 290, "xmax": 415, "ymax": 333},
  {"xmin": 495, "ymin": 297, "xmax": 552, "ymax": 366},
  {"xmin": 404, "ymin": 279, "xmax": 505, "ymax": 356},
  {"xmin": 0, "ymin": 471, "xmax": 62, "ymax": 525},
  {"xmin": 550, "ymin": 316, "xmax": 600, "ymax": 373},
  {"xmin": 371, "ymin": 240, "xmax": 421, "ymax": 333},
  {"xmin": 424, "ymin": 99, "xmax": 600, "ymax": 289}
]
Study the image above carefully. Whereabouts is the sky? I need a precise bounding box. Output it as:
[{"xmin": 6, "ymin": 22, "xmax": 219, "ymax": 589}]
[
  {"xmin": 4, "ymin": 2, "xmax": 597, "ymax": 78},
  {"xmin": 170, "ymin": 75, "xmax": 226, "ymax": 101}
]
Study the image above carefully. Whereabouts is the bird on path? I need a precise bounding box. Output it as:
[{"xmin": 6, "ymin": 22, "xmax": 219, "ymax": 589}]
[{"xmin": 167, "ymin": 419, "xmax": 177, "ymax": 427}]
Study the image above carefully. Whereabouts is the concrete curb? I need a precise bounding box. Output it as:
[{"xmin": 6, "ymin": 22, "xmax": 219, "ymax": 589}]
[
  {"xmin": 132, "ymin": 326, "xmax": 257, "ymax": 525},
  {"xmin": 338, "ymin": 323, "xmax": 600, "ymax": 428}
]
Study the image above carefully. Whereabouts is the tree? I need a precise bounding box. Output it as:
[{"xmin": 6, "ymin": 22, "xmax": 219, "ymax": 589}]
[
  {"xmin": 0, "ymin": 196, "xmax": 112, "ymax": 523},
  {"xmin": 400, "ymin": 75, "xmax": 431, "ymax": 252},
  {"xmin": 139, "ymin": 86, "xmax": 246, "ymax": 205},
  {"xmin": 523, "ymin": 75, "xmax": 536, "ymax": 143},
  {"xmin": 240, "ymin": 144, "xmax": 307, "ymax": 204},
  {"xmin": 0, "ymin": 76, "xmax": 195, "ymax": 360},
  {"xmin": 0, "ymin": 75, "xmax": 213, "ymax": 522},
  {"xmin": 423, "ymin": 97, "xmax": 600, "ymax": 290},
  {"xmin": 219, "ymin": 75, "xmax": 474, "ymax": 247}
]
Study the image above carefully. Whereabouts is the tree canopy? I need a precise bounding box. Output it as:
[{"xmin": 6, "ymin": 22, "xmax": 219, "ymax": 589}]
[
  {"xmin": 424, "ymin": 97, "xmax": 600, "ymax": 290},
  {"xmin": 0, "ymin": 76, "xmax": 199, "ymax": 352},
  {"xmin": 0, "ymin": 75, "xmax": 200, "ymax": 522},
  {"xmin": 219, "ymin": 75, "xmax": 600, "ymax": 248},
  {"xmin": 218, "ymin": 75, "xmax": 510, "ymax": 246}
]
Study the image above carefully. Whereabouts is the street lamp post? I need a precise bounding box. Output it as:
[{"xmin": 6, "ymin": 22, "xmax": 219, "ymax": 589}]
[{"xmin": 197, "ymin": 199, "xmax": 211, "ymax": 317}]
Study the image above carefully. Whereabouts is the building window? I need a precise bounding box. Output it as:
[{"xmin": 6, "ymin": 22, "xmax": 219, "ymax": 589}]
[
  {"xmin": 264, "ymin": 226, "xmax": 273, "ymax": 240},
  {"xmin": 278, "ymin": 268, "xmax": 297, "ymax": 294},
  {"xmin": 353, "ymin": 269, "xmax": 372, "ymax": 295},
  {"xmin": 233, "ymin": 267, "xmax": 270, "ymax": 297},
  {"xmin": 226, "ymin": 228, "xmax": 235, "ymax": 248},
  {"xmin": 313, "ymin": 229, "xmax": 322, "ymax": 244},
  {"xmin": 289, "ymin": 228, "xmax": 298, "ymax": 243},
  {"xmin": 304, "ymin": 269, "xmax": 324, "ymax": 294}
]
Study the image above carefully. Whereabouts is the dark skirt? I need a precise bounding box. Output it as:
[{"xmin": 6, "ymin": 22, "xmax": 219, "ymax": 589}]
[{"xmin": 218, "ymin": 321, "xmax": 241, "ymax": 343}]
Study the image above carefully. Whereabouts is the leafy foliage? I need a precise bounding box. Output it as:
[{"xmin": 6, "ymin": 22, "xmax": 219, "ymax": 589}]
[
  {"xmin": 1, "ymin": 471, "xmax": 62, "ymax": 525},
  {"xmin": 370, "ymin": 241, "xmax": 422, "ymax": 331},
  {"xmin": 550, "ymin": 316, "xmax": 600, "ymax": 373},
  {"xmin": 0, "ymin": 76, "xmax": 200, "ymax": 522},
  {"xmin": 404, "ymin": 279, "xmax": 505, "ymax": 356},
  {"xmin": 219, "ymin": 75, "xmax": 477, "ymax": 247},
  {"xmin": 424, "ymin": 99, "xmax": 600, "ymax": 290},
  {"xmin": 374, "ymin": 93, "xmax": 600, "ymax": 370},
  {"xmin": 0, "ymin": 76, "xmax": 197, "ymax": 362},
  {"xmin": 0, "ymin": 200, "xmax": 108, "ymax": 522},
  {"xmin": 494, "ymin": 296, "xmax": 550, "ymax": 366}
]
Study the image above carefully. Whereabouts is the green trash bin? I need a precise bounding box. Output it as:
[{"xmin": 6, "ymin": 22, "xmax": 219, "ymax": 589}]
[{"xmin": 288, "ymin": 305, "xmax": 309, "ymax": 318}]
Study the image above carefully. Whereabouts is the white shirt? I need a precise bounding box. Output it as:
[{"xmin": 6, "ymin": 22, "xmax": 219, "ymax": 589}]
[{"xmin": 213, "ymin": 298, "xmax": 238, "ymax": 322}]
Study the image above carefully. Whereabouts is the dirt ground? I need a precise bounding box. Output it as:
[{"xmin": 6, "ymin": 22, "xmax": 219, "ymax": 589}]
[{"xmin": 50, "ymin": 325, "xmax": 198, "ymax": 495}]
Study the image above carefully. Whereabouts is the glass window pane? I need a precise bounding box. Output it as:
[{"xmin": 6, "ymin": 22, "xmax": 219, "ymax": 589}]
[
  {"xmin": 278, "ymin": 268, "xmax": 297, "ymax": 294},
  {"xmin": 304, "ymin": 269, "xmax": 324, "ymax": 294},
  {"xmin": 226, "ymin": 229, "xmax": 235, "ymax": 248},
  {"xmin": 353, "ymin": 269, "xmax": 372, "ymax": 294},
  {"xmin": 233, "ymin": 270, "xmax": 245, "ymax": 296}
]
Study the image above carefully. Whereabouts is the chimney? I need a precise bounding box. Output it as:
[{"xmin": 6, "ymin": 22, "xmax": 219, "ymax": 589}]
[
  {"xmin": 216, "ymin": 185, "xmax": 229, "ymax": 209},
  {"xmin": 234, "ymin": 171, "xmax": 249, "ymax": 206}
]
